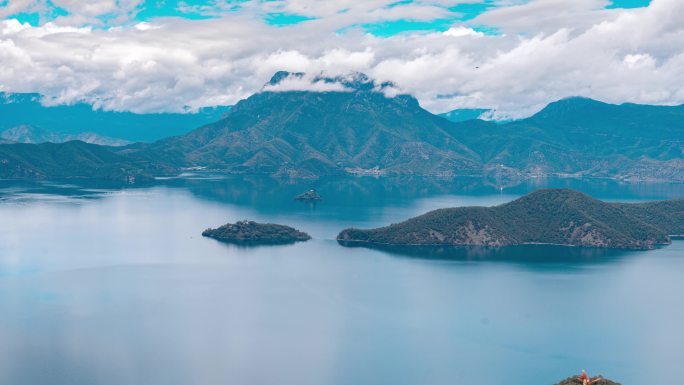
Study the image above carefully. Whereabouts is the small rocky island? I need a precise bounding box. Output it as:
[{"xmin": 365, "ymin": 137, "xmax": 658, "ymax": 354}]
[
  {"xmin": 338, "ymin": 189, "xmax": 683, "ymax": 250},
  {"xmin": 202, "ymin": 220, "xmax": 311, "ymax": 245},
  {"xmin": 295, "ymin": 189, "xmax": 321, "ymax": 202},
  {"xmin": 554, "ymin": 374, "xmax": 620, "ymax": 385}
]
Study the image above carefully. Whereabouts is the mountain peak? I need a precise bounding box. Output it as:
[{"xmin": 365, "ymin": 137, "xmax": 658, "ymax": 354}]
[
  {"xmin": 267, "ymin": 71, "xmax": 305, "ymax": 86},
  {"xmin": 533, "ymin": 97, "xmax": 609, "ymax": 118},
  {"xmin": 263, "ymin": 71, "xmax": 399, "ymax": 94}
]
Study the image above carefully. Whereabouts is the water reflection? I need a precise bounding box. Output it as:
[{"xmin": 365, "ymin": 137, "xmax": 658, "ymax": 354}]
[
  {"xmin": 2, "ymin": 175, "xmax": 682, "ymax": 208},
  {"xmin": 338, "ymin": 242, "xmax": 634, "ymax": 266},
  {"xmin": 0, "ymin": 180, "xmax": 115, "ymax": 203},
  {"xmin": 163, "ymin": 174, "xmax": 684, "ymax": 207}
]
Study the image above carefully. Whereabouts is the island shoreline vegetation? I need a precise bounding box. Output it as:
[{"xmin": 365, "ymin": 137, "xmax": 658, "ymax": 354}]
[
  {"xmin": 198, "ymin": 189, "xmax": 682, "ymax": 252},
  {"xmin": 337, "ymin": 189, "xmax": 684, "ymax": 251},
  {"xmin": 202, "ymin": 220, "xmax": 311, "ymax": 246}
]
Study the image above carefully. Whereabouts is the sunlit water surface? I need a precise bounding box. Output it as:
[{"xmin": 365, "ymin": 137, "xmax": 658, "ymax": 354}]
[{"xmin": 0, "ymin": 176, "xmax": 682, "ymax": 385}]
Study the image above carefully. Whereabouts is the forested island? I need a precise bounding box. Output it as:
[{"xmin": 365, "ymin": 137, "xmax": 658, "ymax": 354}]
[
  {"xmin": 202, "ymin": 220, "xmax": 311, "ymax": 245},
  {"xmin": 338, "ymin": 189, "xmax": 683, "ymax": 250}
]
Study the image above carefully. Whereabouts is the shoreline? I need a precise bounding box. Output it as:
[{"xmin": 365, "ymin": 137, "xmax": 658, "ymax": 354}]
[{"xmin": 336, "ymin": 238, "xmax": 671, "ymax": 251}]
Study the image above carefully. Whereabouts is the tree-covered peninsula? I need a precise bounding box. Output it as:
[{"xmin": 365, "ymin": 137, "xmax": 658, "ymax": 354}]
[{"xmin": 338, "ymin": 189, "xmax": 683, "ymax": 250}]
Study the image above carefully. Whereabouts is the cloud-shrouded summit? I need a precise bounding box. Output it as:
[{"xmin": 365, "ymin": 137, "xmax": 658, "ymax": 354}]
[{"xmin": 0, "ymin": 0, "xmax": 680, "ymax": 119}]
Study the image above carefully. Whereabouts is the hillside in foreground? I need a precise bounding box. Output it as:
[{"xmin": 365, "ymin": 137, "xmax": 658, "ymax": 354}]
[{"xmin": 337, "ymin": 189, "xmax": 683, "ymax": 250}]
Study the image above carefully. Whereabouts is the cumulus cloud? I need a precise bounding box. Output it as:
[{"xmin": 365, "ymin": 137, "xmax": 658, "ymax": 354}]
[
  {"xmin": 51, "ymin": 0, "xmax": 144, "ymax": 26},
  {"xmin": 0, "ymin": 0, "xmax": 144, "ymax": 26},
  {"xmin": 0, "ymin": 0, "xmax": 683, "ymax": 119},
  {"xmin": 443, "ymin": 26, "xmax": 484, "ymax": 37},
  {"xmin": 471, "ymin": 0, "xmax": 614, "ymax": 35},
  {"xmin": 262, "ymin": 72, "xmax": 352, "ymax": 92}
]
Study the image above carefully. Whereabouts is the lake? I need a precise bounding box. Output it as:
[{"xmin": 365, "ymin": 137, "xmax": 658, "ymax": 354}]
[{"xmin": 0, "ymin": 176, "xmax": 682, "ymax": 385}]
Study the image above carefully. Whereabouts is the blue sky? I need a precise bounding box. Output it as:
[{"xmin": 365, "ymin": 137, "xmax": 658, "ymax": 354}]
[
  {"xmin": 607, "ymin": 0, "xmax": 651, "ymax": 8},
  {"xmin": 3, "ymin": 0, "xmax": 653, "ymax": 33}
]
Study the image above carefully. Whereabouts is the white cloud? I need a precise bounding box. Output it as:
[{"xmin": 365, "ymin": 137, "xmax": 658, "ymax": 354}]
[
  {"xmin": 262, "ymin": 73, "xmax": 351, "ymax": 93},
  {"xmin": 0, "ymin": 0, "xmax": 144, "ymax": 26},
  {"xmin": 623, "ymin": 53, "xmax": 656, "ymax": 70},
  {"xmin": 443, "ymin": 26, "xmax": 484, "ymax": 37},
  {"xmin": 0, "ymin": 18, "xmax": 31, "ymax": 33},
  {"xmin": 0, "ymin": 0, "xmax": 44, "ymax": 19},
  {"xmin": 472, "ymin": 0, "xmax": 613, "ymax": 35},
  {"xmin": 133, "ymin": 21, "xmax": 158, "ymax": 31},
  {"xmin": 0, "ymin": 0, "xmax": 683, "ymax": 119}
]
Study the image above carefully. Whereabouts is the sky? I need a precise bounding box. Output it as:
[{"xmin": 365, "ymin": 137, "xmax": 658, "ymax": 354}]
[{"xmin": 2, "ymin": 0, "xmax": 682, "ymax": 119}]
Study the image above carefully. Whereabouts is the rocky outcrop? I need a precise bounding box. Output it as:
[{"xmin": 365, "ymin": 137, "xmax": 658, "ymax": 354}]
[
  {"xmin": 554, "ymin": 374, "xmax": 620, "ymax": 385},
  {"xmin": 295, "ymin": 189, "xmax": 321, "ymax": 202}
]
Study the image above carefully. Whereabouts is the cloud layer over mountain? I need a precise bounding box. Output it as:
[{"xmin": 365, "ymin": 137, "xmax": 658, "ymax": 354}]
[{"xmin": 1, "ymin": 0, "xmax": 681, "ymax": 119}]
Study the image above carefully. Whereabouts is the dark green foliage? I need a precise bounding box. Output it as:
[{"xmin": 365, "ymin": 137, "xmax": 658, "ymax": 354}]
[
  {"xmin": 338, "ymin": 189, "xmax": 682, "ymax": 250},
  {"xmin": 0, "ymin": 141, "xmax": 174, "ymax": 183},
  {"xmin": 202, "ymin": 220, "xmax": 311, "ymax": 245},
  {"xmin": 615, "ymin": 199, "xmax": 684, "ymax": 235}
]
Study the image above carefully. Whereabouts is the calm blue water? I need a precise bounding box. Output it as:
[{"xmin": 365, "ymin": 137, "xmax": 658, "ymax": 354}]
[{"xmin": 0, "ymin": 176, "xmax": 682, "ymax": 385}]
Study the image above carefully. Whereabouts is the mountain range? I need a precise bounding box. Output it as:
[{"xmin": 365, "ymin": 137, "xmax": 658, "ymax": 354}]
[
  {"xmin": 0, "ymin": 72, "xmax": 682, "ymax": 183},
  {"xmin": 0, "ymin": 125, "xmax": 130, "ymax": 146},
  {"xmin": 0, "ymin": 92, "xmax": 230, "ymax": 143}
]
